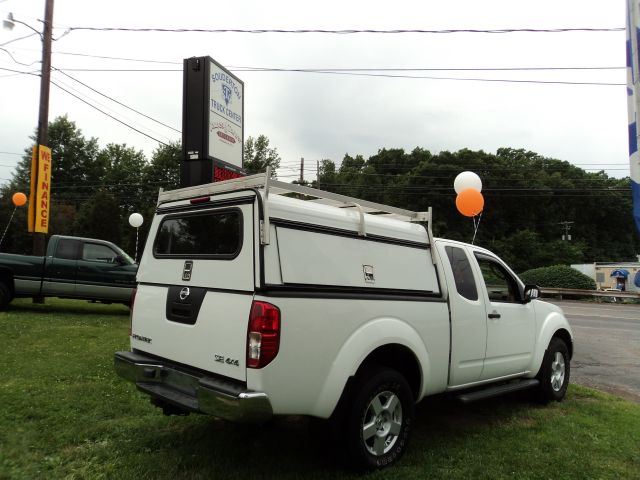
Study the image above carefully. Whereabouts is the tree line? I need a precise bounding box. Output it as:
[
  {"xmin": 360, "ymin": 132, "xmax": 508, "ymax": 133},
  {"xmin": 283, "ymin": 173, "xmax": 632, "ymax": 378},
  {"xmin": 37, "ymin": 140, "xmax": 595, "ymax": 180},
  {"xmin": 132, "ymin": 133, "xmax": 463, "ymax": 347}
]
[
  {"xmin": 0, "ymin": 116, "xmax": 280, "ymax": 258},
  {"xmin": 0, "ymin": 115, "xmax": 637, "ymax": 272},
  {"xmin": 315, "ymin": 147, "xmax": 639, "ymax": 272}
]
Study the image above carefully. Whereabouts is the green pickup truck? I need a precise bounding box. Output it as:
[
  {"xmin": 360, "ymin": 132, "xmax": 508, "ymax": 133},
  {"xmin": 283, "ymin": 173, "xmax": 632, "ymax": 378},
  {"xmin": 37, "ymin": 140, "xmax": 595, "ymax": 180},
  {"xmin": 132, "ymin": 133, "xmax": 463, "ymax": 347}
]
[{"xmin": 0, "ymin": 235, "xmax": 137, "ymax": 308}]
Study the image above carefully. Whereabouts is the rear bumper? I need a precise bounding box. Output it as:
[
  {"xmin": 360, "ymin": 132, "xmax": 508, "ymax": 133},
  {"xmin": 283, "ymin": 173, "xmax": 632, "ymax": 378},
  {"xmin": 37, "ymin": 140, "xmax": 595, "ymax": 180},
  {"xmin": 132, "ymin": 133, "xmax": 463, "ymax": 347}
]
[{"xmin": 114, "ymin": 351, "xmax": 272, "ymax": 422}]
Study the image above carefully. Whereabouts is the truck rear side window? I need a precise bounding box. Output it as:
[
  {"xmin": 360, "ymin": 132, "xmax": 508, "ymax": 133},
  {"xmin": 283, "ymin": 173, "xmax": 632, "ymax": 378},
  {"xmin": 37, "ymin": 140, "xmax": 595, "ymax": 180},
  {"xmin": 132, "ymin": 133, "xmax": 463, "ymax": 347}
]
[
  {"xmin": 55, "ymin": 239, "xmax": 80, "ymax": 260},
  {"xmin": 153, "ymin": 209, "xmax": 242, "ymax": 258},
  {"xmin": 445, "ymin": 246, "xmax": 478, "ymax": 301}
]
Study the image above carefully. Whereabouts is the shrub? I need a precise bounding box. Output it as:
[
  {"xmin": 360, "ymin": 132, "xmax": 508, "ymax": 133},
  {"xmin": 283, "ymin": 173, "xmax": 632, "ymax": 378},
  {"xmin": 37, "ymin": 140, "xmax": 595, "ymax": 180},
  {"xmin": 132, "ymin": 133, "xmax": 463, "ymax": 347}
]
[{"xmin": 519, "ymin": 264, "xmax": 596, "ymax": 290}]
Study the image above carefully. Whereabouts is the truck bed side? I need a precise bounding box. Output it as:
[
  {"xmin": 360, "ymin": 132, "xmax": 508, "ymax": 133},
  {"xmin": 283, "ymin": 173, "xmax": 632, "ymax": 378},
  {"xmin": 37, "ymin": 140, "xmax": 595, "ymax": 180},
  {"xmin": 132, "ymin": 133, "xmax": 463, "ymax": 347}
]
[{"xmin": 0, "ymin": 253, "xmax": 46, "ymax": 296}]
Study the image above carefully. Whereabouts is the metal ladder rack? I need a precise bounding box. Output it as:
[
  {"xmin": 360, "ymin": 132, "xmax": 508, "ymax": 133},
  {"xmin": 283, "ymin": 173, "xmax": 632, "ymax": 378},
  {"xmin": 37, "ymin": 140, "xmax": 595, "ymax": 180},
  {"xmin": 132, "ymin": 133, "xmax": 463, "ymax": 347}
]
[{"xmin": 157, "ymin": 167, "xmax": 433, "ymax": 246}]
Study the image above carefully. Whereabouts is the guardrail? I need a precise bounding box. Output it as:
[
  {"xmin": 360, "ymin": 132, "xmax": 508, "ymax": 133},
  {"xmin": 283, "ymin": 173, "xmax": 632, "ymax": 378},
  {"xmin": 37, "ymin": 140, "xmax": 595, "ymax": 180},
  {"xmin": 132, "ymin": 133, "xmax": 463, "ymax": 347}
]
[{"xmin": 540, "ymin": 287, "xmax": 640, "ymax": 302}]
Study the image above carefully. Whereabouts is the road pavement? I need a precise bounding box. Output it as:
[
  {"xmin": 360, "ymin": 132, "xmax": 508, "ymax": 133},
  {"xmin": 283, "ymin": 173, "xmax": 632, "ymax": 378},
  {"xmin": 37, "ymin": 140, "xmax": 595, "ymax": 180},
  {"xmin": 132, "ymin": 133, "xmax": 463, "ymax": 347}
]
[{"xmin": 547, "ymin": 300, "xmax": 640, "ymax": 402}]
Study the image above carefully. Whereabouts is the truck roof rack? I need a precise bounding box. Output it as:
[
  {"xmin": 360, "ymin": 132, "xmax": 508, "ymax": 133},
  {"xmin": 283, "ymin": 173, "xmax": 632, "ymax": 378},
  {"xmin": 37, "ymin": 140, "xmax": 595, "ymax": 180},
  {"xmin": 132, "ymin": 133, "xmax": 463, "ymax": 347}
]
[{"xmin": 158, "ymin": 168, "xmax": 433, "ymax": 245}]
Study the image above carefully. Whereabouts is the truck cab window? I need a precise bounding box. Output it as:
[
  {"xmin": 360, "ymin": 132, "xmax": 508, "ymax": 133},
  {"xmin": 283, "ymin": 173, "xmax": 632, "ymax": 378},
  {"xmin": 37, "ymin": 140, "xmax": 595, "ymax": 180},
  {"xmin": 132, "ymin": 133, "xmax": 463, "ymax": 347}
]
[
  {"xmin": 55, "ymin": 239, "xmax": 80, "ymax": 260},
  {"xmin": 445, "ymin": 246, "xmax": 478, "ymax": 301},
  {"xmin": 475, "ymin": 256, "xmax": 520, "ymax": 303},
  {"xmin": 82, "ymin": 243, "xmax": 118, "ymax": 263}
]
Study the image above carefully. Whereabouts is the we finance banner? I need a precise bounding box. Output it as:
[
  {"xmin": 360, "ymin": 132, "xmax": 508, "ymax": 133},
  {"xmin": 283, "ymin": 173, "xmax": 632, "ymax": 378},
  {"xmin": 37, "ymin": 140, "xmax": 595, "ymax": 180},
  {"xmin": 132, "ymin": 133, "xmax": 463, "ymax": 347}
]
[{"xmin": 33, "ymin": 145, "xmax": 52, "ymax": 234}]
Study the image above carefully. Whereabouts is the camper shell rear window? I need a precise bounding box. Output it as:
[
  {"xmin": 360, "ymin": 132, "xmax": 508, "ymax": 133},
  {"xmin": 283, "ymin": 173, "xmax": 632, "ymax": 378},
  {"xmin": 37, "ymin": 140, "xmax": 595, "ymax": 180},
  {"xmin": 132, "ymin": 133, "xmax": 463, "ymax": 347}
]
[{"xmin": 153, "ymin": 208, "xmax": 243, "ymax": 259}]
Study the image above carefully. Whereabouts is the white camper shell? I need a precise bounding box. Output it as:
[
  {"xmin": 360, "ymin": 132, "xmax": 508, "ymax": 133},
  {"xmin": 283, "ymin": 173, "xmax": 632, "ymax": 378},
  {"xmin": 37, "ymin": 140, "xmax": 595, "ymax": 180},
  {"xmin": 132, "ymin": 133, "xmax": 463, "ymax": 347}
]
[{"xmin": 115, "ymin": 171, "xmax": 574, "ymax": 470}]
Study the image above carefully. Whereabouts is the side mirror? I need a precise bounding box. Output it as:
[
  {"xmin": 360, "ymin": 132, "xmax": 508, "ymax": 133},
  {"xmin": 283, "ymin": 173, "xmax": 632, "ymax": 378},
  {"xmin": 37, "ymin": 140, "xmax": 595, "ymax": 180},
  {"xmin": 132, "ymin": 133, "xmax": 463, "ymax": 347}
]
[
  {"xmin": 115, "ymin": 255, "xmax": 127, "ymax": 266},
  {"xmin": 523, "ymin": 284, "xmax": 540, "ymax": 303}
]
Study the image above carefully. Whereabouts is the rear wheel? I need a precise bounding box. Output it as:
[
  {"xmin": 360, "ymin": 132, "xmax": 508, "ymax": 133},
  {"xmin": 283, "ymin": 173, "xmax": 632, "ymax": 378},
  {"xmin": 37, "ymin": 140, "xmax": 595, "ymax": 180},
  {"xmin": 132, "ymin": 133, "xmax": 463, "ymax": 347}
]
[
  {"xmin": 0, "ymin": 281, "xmax": 13, "ymax": 309},
  {"xmin": 534, "ymin": 337, "xmax": 570, "ymax": 403},
  {"xmin": 343, "ymin": 367, "xmax": 414, "ymax": 470}
]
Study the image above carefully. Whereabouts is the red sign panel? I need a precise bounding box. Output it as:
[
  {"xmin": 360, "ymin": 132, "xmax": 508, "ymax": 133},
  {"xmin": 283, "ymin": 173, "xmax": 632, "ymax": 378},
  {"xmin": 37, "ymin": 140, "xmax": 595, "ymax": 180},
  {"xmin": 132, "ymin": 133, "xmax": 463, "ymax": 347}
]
[{"xmin": 213, "ymin": 165, "xmax": 245, "ymax": 182}]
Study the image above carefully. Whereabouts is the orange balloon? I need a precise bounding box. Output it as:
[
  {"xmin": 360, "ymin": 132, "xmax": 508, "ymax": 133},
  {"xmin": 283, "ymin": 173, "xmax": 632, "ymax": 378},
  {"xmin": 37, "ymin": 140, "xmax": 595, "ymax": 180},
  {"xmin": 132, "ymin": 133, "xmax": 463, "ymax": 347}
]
[
  {"xmin": 12, "ymin": 192, "xmax": 27, "ymax": 207},
  {"xmin": 456, "ymin": 188, "xmax": 484, "ymax": 217}
]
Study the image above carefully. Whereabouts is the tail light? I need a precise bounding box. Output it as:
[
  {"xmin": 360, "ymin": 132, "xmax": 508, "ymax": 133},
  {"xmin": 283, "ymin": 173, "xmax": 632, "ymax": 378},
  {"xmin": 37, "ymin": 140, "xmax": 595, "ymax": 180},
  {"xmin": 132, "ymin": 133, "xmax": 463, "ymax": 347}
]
[
  {"xmin": 247, "ymin": 301, "xmax": 281, "ymax": 369},
  {"xmin": 128, "ymin": 288, "xmax": 137, "ymax": 336}
]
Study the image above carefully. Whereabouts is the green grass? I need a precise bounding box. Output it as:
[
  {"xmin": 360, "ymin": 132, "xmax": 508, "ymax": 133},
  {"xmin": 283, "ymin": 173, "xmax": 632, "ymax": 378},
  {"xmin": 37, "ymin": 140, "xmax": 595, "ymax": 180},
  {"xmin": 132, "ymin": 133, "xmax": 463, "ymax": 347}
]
[{"xmin": 1, "ymin": 298, "xmax": 639, "ymax": 479}]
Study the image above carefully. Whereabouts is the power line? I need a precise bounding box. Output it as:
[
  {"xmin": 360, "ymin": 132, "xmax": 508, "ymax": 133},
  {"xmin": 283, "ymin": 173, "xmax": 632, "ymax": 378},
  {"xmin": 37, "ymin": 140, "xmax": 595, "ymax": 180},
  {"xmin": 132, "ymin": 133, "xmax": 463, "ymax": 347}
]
[
  {"xmin": 63, "ymin": 26, "xmax": 624, "ymax": 34},
  {"xmin": 52, "ymin": 50, "xmax": 181, "ymax": 64},
  {"xmin": 287, "ymin": 162, "xmax": 632, "ymax": 169},
  {"xmin": 49, "ymin": 66, "xmax": 623, "ymax": 86},
  {"xmin": 53, "ymin": 68, "xmax": 181, "ymax": 133},
  {"xmin": 0, "ymin": 46, "xmax": 39, "ymax": 66},
  {"xmin": 49, "ymin": 80, "xmax": 169, "ymax": 146},
  {"xmin": 50, "ymin": 74, "xmax": 175, "ymax": 143},
  {"xmin": 42, "ymin": 49, "xmax": 627, "ymax": 72},
  {"xmin": 0, "ymin": 66, "xmax": 39, "ymax": 78},
  {"xmin": 1, "ymin": 59, "xmax": 180, "ymax": 137},
  {"xmin": 231, "ymin": 65, "xmax": 625, "ymax": 72},
  {"xmin": 21, "ymin": 47, "xmax": 626, "ymax": 73},
  {"xmin": 235, "ymin": 68, "xmax": 625, "ymax": 86},
  {"xmin": 0, "ymin": 67, "xmax": 172, "ymax": 146},
  {"xmin": 0, "ymin": 65, "xmax": 39, "ymax": 76},
  {"xmin": 53, "ymin": 68, "xmax": 180, "ymax": 72},
  {"xmin": 0, "ymin": 32, "xmax": 38, "ymax": 47}
]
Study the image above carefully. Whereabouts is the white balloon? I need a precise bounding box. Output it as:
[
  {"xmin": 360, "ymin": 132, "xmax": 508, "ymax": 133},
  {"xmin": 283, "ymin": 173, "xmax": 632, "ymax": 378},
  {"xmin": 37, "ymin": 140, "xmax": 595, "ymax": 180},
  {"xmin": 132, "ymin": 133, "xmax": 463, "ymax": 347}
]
[
  {"xmin": 128, "ymin": 213, "xmax": 143, "ymax": 228},
  {"xmin": 454, "ymin": 171, "xmax": 482, "ymax": 194}
]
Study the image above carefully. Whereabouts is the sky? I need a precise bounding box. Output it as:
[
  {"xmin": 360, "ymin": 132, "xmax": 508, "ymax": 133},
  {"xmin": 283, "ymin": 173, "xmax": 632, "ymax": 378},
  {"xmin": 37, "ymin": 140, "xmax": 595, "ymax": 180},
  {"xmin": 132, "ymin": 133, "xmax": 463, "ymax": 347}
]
[{"xmin": 0, "ymin": 0, "xmax": 629, "ymax": 186}]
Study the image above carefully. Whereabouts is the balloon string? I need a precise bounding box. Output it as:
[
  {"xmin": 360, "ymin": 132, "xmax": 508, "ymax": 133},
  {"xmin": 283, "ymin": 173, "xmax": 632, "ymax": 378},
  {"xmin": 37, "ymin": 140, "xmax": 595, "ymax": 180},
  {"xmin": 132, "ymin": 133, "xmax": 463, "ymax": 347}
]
[
  {"xmin": 0, "ymin": 206, "xmax": 18, "ymax": 249},
  {"xmin": 471, "ymin": 211, "xmax": 483, "ymax": 245},
  {"xmin": 135, "ymin": 227, "xmax": 139, "ymax": 263}
]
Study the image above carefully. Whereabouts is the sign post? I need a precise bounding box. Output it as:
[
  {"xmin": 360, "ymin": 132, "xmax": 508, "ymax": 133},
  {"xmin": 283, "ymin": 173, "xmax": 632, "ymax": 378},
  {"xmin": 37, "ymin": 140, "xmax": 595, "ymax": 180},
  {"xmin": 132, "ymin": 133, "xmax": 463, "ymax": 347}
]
[{"xmin": 181, "ymin": 56, "xmax": 245, "ymax": 187}]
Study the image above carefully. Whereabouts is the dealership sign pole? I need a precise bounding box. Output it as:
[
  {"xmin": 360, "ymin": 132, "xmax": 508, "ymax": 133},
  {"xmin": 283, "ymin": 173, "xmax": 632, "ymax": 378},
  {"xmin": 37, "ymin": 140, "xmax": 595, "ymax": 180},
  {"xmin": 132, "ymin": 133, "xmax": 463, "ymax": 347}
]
[
  {"xmin": 181, "ymin": 56, "xmax": 245, "ymax": 187},
  {"xmin": 626, "ymin": 0, "xmax": 640, "ymax": 236}
]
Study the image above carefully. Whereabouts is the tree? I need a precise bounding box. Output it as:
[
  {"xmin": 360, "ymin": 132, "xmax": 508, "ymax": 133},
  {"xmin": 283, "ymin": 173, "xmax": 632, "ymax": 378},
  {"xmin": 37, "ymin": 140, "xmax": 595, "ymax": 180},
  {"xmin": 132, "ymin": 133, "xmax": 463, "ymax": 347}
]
[
  {"xmin": 11, "ymin": 115, "xmax": 100, "ymax": 195},
  {"xmin": 143, "ymin": 141, "xmax": 181, "ymax": 192},
  {"xmin": 243, "ymin": 135, "xmax": 281, "ymax": 176},
  {"xmin": 316, "ymin": 146, "xmax": 640, "ymax": 270},
  {"xmin": 3, "ymin": 116, "xmax": 101, "ymax": 252},
  {"xmin": 73, "ymin": 190, "xmax": 122, "ymax": 245},
  {"xmin": 98, "ymin": 143, "xmax": 147, "ymax": 215}
]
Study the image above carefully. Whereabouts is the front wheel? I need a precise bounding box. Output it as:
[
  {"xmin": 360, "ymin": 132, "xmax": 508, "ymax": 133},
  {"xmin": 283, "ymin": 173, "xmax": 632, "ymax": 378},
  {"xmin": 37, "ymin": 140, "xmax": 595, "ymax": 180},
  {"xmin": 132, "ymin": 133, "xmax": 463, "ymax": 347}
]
[
  {"xmin": 344, "ymin": 367, "xmax": 414, "ymax": 470},
  {"xmin": 534, "ymin": 337, "xmax": 570, "ymax": 403}
]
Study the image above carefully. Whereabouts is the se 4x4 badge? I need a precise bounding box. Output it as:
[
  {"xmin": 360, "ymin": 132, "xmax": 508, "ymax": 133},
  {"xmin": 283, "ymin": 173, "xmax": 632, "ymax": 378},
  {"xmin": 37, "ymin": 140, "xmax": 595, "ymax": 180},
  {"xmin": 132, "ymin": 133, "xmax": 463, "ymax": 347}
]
[{"xmin": 182, "ymin": 261, "xmax": 193, "ymax": 281}]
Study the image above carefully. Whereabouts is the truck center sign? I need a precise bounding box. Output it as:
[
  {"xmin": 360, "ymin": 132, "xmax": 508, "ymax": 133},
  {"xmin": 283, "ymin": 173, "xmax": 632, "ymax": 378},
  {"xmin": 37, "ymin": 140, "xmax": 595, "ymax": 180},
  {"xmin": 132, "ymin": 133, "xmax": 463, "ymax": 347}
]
[
  {"xmin": 209, "ymin": 64, "xmax": 243, "ymax": 167},
  {"xmin": 181, "ymin": 56, "xmax": 245, "ymax": 187}
]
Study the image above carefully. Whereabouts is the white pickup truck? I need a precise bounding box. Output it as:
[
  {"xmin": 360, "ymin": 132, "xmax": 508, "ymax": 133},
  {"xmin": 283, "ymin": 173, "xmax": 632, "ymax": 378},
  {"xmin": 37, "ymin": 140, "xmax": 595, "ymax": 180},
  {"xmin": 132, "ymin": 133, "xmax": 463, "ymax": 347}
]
[{"xmin": 115, "ymin": 172, "xmax": 573, "ymax": 470}]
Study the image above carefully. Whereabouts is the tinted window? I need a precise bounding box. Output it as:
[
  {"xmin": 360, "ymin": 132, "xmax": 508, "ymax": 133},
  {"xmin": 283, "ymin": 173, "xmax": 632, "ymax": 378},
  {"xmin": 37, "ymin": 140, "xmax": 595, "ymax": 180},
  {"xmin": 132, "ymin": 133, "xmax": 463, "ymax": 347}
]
[
  {"xmin": 445, "ymin": 246, "xmax": 478, "ymax": 301},
  {"xmin": 83, "ymin": 243, "xmax": 118, "ymax": 263},
  {"xmin": 475, "ymin": 255, "xmax": 520, "ymax": 303},
  {"xmin": 154, "ymin": 210, "xmax": 242, "ymax": 257},
  {"xmin": 55, "ymin": 239, "xmax": 79, "ymax": 260}
]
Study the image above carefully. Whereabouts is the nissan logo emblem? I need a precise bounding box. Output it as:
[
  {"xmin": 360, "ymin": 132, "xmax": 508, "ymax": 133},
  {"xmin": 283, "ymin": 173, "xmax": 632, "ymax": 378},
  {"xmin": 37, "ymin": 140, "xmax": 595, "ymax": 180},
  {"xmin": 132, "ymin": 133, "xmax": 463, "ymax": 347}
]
[{"xmin": 179, "ymin": 287, "xmax": 190, "ymax": 301}]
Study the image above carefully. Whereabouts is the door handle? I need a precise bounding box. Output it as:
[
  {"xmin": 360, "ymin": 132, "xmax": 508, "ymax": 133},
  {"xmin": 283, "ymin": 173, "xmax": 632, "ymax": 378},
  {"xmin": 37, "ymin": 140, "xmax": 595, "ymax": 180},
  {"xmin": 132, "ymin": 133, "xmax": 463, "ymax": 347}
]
[{"xmin": 488, "ymin": 312, "xmax": 501, "ymax": 319}]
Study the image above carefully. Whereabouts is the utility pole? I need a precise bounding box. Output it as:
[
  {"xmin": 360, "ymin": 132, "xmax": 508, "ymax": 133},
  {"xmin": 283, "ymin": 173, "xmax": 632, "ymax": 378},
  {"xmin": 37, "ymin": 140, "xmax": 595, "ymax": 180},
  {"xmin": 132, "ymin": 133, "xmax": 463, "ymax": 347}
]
[
  {"xmin": 34, "ymin": 0, "xmax": 54, "ymax": 258},
  {"xmin": 317, "ymin": 160, "xmax": 320, "ymax": 190},
  {"xmin": 299, "ymin": 157, "xmax": 304, "ymax": 184},
  {"xmin": 559, "ymin": 221, "xmax": 574, "ymax": 241}
]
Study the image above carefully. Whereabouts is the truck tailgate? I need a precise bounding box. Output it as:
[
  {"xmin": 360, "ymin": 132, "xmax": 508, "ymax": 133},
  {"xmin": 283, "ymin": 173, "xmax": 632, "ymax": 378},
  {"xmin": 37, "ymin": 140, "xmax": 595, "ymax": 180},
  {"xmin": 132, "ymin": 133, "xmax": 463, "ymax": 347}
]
[
  {"xmin": 130, "ymin": 197, "xmax": 257, "ymax": 381},
  {"xmin": 131, "ymin": 284, "xmax": 253, "ymax": 381}
]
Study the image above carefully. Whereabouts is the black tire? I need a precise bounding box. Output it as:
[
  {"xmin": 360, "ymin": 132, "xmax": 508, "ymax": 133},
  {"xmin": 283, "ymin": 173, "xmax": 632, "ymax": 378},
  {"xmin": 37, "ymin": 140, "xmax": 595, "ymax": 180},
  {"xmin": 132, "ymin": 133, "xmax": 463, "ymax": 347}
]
[
  {"xmin": 343, "ymin": 367, "xmax": 414, "ymax": 470},
  {"xmin": 0, "ymin": 281, "xmax": 13, "ymax": 309},
  {"xmin": 534, "ymin": 337, "xmax": 570, "ymax": 403}
]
